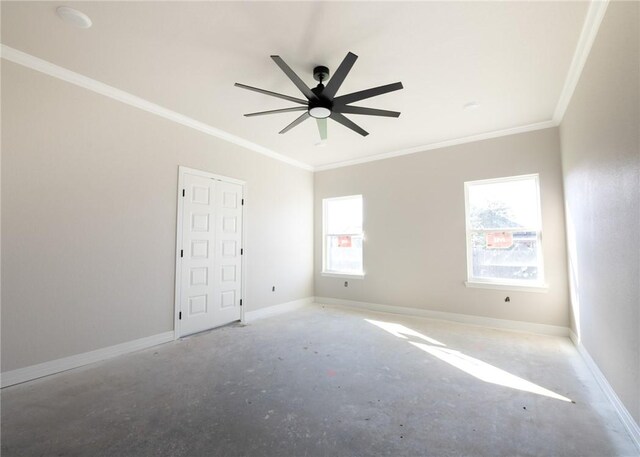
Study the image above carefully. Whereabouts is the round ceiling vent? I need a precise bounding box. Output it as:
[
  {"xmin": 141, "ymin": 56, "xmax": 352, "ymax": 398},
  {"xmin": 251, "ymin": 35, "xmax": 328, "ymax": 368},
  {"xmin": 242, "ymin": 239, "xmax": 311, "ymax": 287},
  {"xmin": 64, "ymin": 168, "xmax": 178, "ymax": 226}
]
[
  {"xmin": 464, "ymin": 101, "xmax": 480, "ymax": 111},
  {"xmin": 56, "ymin": 6, "xmax": 92, "ymax": 29}
]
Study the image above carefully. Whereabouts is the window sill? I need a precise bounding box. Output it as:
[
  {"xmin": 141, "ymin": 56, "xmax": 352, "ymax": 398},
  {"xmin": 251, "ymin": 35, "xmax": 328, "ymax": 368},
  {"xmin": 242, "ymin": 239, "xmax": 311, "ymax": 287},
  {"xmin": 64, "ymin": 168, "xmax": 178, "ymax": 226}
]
[
  {"xmin": 321, "ymin": 271, "xmax": 365, "ymax": 279},
  {"xmin": 465, "ymin": 280, "xmax": 549, "ymax": 293}
]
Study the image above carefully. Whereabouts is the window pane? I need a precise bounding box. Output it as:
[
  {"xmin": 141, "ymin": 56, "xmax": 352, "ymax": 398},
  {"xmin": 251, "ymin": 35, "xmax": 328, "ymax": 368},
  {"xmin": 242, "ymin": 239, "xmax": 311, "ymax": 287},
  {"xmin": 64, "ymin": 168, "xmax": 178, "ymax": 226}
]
[
  {"xmin": 326, "ymin": 196, "xmax": 362, "ymax": 234},
  {"xmin": 326, "ymin": 235, "xmax": 363, "ymax": 273},
  {"xmin": 471, "ymin": 231, "xmax": 540, "ymax": 282},
  {"xmin": 468, "ymin": 177, "xmax": 539, "ymax": 229}
]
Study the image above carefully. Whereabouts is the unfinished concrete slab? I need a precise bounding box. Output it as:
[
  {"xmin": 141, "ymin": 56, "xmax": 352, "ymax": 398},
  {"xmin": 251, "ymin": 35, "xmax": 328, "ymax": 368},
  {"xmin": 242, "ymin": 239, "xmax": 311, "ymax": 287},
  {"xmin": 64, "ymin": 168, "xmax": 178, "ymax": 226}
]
[{"xmin": 2, "ymin": 305, "xmax": 638, "ymax": 456}]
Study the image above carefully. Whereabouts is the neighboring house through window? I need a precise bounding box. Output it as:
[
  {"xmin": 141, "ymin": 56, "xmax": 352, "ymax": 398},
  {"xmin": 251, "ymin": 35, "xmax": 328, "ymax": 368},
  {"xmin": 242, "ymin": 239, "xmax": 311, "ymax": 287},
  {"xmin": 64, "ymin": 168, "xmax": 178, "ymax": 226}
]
[
  {"xmin": 322, "ymin": 195, "xmax": 364, "ymax": 277},
  {"xmin": 464, "ymin": 174, "xmax": 545, "ymax": 289}
]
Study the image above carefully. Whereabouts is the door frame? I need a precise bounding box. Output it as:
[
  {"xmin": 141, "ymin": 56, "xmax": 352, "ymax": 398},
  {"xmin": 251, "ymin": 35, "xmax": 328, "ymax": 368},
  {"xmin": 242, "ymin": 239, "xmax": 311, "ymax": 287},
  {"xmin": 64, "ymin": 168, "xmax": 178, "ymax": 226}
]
[{"xmin": 174, "ymin": 165, "xmax": 247, "ymax": 339}]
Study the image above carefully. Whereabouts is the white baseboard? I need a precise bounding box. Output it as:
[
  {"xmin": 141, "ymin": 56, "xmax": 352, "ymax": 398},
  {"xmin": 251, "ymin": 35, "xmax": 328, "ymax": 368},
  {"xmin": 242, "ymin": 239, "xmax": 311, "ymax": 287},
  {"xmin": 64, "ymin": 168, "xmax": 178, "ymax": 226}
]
[
  {"xmin": 569, "ymin": 331, "xmax": 640, "ymax": 451},
  {"xmin": 244, "ymin": 296, "xmax": 314, "ymax": 322},
  {"xmin": 314, "ymin": 296, "xmax": 569, "ymax": 337},
  {"xmin": 1, "ymin": 296, "xmax": 315, "ymax": 388},
  {"xmin": 1, "ymin": 331, "xmax": 175, "ymax": 388}
]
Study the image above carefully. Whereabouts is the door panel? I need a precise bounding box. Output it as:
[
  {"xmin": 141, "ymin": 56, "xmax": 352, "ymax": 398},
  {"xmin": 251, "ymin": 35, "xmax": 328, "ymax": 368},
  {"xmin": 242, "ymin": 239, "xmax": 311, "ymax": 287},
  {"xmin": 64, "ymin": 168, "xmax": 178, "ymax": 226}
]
[
  {"xmin": 213, "ymin": 180, "xmax": 243, "ymax": 326},
  {"xmin": 179, "ymin": 172, "xmax": 243, "ymax": 336}
]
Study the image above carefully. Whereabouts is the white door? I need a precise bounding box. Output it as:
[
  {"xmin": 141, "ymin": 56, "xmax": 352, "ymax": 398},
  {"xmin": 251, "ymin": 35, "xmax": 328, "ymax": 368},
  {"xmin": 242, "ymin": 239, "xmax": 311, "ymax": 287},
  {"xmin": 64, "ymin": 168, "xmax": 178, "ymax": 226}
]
[
  {"xmin": 214, "ymin": 180, "xmax": 244, "ymax": 328},
  {"xmin": 178, "ymin": 169, "xmax": 243, "ymax": 336}
]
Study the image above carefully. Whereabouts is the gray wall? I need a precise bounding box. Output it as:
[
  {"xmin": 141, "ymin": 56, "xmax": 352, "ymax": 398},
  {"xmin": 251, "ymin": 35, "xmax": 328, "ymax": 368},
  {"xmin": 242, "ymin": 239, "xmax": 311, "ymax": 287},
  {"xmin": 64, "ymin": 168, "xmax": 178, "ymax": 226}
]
[
  {"xmin": 315, "ymin": 128, "xmax": 570, "ymax": 327},
  {"xmin": 559, "ymin": 1, "xmax": 639, "ymax": 424},
  {"xmin": 1, "ymin": 62, "xmax": 314, "ymax": 372}
]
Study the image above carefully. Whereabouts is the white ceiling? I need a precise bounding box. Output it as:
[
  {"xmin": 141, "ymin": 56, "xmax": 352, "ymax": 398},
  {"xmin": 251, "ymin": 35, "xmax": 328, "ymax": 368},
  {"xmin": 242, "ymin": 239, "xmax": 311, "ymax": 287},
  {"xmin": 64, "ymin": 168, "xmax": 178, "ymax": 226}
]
[{"xmin": 2, "ymin": 1, "xmax": 589, "ymax": 169}]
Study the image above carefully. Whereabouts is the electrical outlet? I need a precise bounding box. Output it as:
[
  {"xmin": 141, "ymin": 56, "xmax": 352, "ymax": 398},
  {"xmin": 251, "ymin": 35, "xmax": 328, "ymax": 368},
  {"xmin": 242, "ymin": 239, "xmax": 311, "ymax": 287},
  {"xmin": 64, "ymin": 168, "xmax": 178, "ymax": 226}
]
[{"xmin": 344, "ymin": 281, "xmax": 348, "ymax": 287}]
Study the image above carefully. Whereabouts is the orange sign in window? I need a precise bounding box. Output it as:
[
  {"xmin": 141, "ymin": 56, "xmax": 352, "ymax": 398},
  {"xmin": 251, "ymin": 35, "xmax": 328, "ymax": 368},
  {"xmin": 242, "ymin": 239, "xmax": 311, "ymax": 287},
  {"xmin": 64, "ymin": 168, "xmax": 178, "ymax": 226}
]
[
  {"xmin": 486, "ymin": 232, "xmax": 513, "ymax": 249},
  {"xmin": 337, "ymin": 235, "xmax": 352, "ymax": 248}
]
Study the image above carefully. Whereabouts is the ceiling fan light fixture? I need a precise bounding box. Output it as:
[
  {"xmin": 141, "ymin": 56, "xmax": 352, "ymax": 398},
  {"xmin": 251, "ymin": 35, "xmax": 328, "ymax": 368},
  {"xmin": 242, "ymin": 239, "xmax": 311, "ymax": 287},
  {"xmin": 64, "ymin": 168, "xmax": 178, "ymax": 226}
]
[{"xmin": 309, "ymin": 106, "xmax": 331, "ymax": 119}]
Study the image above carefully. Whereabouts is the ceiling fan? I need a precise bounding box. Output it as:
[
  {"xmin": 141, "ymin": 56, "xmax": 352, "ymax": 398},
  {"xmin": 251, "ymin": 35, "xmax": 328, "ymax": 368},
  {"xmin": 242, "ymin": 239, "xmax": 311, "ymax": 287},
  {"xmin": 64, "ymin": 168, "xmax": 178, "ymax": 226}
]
[{"xmin": 235, "ymin": 52, "xmax": 403, "ymax": 140}]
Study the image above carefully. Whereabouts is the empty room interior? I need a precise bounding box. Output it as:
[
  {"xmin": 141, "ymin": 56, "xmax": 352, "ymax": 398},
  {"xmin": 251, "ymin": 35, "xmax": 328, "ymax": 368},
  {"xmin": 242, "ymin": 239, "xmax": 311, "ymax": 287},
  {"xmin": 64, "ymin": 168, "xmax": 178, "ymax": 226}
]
[{"xmin": 1, "ymin": 1, "xmax": 639, "ymax": 456}]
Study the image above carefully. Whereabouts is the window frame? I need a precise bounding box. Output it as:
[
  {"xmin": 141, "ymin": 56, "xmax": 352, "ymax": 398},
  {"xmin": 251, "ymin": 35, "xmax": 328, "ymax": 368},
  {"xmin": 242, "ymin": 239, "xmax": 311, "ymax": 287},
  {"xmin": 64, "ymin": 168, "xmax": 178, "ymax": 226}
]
[
  {"xmin": 464, "ymin": 174, "xmax": 548, "ymax": 292},
  {"xmin": 321, "ymin": 194, "xmax": 365, "ymax": 279}
]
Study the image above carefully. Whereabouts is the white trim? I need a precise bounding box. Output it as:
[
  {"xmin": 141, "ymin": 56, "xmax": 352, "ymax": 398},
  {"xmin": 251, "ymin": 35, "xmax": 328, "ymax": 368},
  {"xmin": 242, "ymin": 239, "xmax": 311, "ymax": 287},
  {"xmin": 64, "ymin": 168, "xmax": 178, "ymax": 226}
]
[
  {"xmin": 0, "ymin": 0, "xmax": 608, "ymax": 175},
  {"xmin": 463, "ymin": 174, "xmax": 546, "ymax": 288},
  {"xmin": 244, "ymin": 297, "xmax": 314, "ymax": 322},
  {"xmin": 313, "ymin": 121, "xmax": 557, "ymax": 171},
  {"xmin": 175, "ymin": 166, "xmax": 246, "ymax": 338},
  {"xmin": 322, "ymin": 195, "xmax": 364, "ymax": 276},
  {"xmin": 321, "ymin": 272, "xmax": 365, "ymax": 279},
  {"xmin": 0, "ymin": 44, "xmax": 313, "ymax": 172},
  {"xmin": 553, "ymin": 0, "xmax": 610, "ymax": 124},
  {"xmin": 464, "ymin": 281, "xmax": 549, "ymax": 293},
  {"xmin": 1, "ymin": 331, "xmax": 175, "ymax": 388},
  {"xmin": 311, "ymin": 0, "xmax": 610, "ymax": 173},
  {"xmin": 240, "ymin": 183, "xmax": 249, "ymax": 325},
  {"xmin": 0, "ymin": 42, "xmax": 556, "ymax": 175},
  {"xmin": 174, "ymin": 167, "xmax": 185, "ymax": 339},
  {"xmin": 463, "ymin": 173, "xmax": 542, "ymax": 187},
  {"xmin": 179, "ymin": 166, "xmax": 246, "ymax": 185},
  {"xmin": 315, "ymin": 296, "xmax": 569, "ymax": 337},
  {"xmin": 468, "ymin": 228, "xmax": 539, "ymax": 233},
  {"xmin": 2, "ymin": 41, "xmax": 555, "ymax": 174},
  {"xmin": 313, "ymin": 0, "xmax": 610, "ymax": 172},
  {"xmin": 569, "ymin": 331, "xmax": 640, "ymax": 451}
]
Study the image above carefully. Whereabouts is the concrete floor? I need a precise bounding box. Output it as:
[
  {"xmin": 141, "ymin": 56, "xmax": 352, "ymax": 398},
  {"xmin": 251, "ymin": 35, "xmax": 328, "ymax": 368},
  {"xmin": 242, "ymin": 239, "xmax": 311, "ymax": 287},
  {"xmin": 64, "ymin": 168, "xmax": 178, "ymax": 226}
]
[{"xmin": 2, "ymin": 305, "xmax": 638, "ymax": 457}]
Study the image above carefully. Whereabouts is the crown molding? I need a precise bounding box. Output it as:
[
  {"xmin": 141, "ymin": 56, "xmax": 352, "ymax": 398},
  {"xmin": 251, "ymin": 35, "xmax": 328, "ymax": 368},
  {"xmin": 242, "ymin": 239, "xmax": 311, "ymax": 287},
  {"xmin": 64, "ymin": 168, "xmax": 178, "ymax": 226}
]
[
  {"xmin": 0, "ymin": 44, "xmax": 314, "ymax": 172},
  {"xmin": 2, "ymin": 0, "xmax": 608, "ymax": 175},
  {"xmin": 316, "ymin": 0, "xmax": 609, "ymax": 172},
  {"xmin": 314, "ymin": 120, "xmax": 557, "ymax": 172},
  {"xmin": 552, "ymin": 0, "xmax": 610, "ymax": 124}
]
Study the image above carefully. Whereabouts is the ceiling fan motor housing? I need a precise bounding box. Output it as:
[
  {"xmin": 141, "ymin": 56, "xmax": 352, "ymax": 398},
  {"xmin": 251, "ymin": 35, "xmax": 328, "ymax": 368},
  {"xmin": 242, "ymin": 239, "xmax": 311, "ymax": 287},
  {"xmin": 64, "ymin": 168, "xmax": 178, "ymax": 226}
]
[{"xmin": 313, "ymin": 65, "xmax": 330, "ymax": 83}]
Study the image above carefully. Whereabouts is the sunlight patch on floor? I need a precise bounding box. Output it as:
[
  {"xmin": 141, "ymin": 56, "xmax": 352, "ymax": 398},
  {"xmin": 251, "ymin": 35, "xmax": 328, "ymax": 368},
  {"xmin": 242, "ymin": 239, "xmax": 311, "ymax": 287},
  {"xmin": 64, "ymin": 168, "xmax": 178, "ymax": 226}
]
[
  {"xmin": 366, "ymin": 318, "xmax": 572, "ymax": 402},
  {"xmin": 365, "ymin": 319, "xmax": 445, "ymax": 346},
  {"xmin": 410, "ymin": 342, "xmax": 572, "ymax": 402}
]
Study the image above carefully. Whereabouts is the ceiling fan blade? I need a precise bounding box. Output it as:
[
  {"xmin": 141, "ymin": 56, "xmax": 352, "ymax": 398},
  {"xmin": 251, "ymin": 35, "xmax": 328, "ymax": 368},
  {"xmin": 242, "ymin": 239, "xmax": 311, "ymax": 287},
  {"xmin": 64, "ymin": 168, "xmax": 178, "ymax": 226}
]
[
  {"xmin": 279, "ymin": 112, "xmax": 311, "ymax": 134},
  {"xmin": 244, "ymin": 106, "xmax": 308, "ymax": 117},
  {"xmin": 235, "ymin": 83, "xmax": 307, "ymax": 105},
  {"xmin": 317, "ymin": 118, "xmax": 327, "ymax": 140},
  {"xmin": 333, "ymin": 82, "xmax": 404, "ymax": 105},
  {"xmin": 322, "ymin": 52, "xmax": 358, "ymax": 100},
  {"xmin": 335, "ymin": 105, "xmax": 401, "ymax": 118},
  {"xmin": 330, "ymin": 112, "xmax": 369, "ymax": 137},
  {"xmin": 271, "ymin": 56, "xmax": 318, "ymax": 101}
]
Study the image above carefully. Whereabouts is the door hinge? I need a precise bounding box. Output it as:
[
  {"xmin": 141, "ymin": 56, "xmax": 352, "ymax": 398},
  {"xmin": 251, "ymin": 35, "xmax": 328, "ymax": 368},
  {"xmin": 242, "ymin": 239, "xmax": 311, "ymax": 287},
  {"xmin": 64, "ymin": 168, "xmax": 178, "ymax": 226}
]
[
  {"xmin": 240, "ymin": 299, "xmax": 243, "ymax": 307},
  {"xmin": 241, "ymin": 198, "xmax": 244, "ymax": 206},
  {"xmin": 180, "ymin": 249, "xmax": 183, "ymax": 258},
  {"xmin": 179, "ymin": 311, "xmax": 182, "ymax": 320},
  {"xmin": 240, "ymin": 248, "xmax": 243, "ymax": 255},
  {"xmin": 182, "ymin": 189, "xmax": 185, "ymax": 197}
]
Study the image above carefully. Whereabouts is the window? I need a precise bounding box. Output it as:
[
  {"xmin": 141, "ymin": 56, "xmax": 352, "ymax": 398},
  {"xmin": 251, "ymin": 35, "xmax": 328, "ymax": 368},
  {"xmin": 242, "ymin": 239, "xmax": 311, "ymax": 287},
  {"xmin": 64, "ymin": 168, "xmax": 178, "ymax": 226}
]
[
  {"xmin": 322, "ymin": 195, "xmax": 364, "ymax": 277},
  {"xmin": 464, "ymin": 174, "xmax": 545, "ymax": 289}
]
